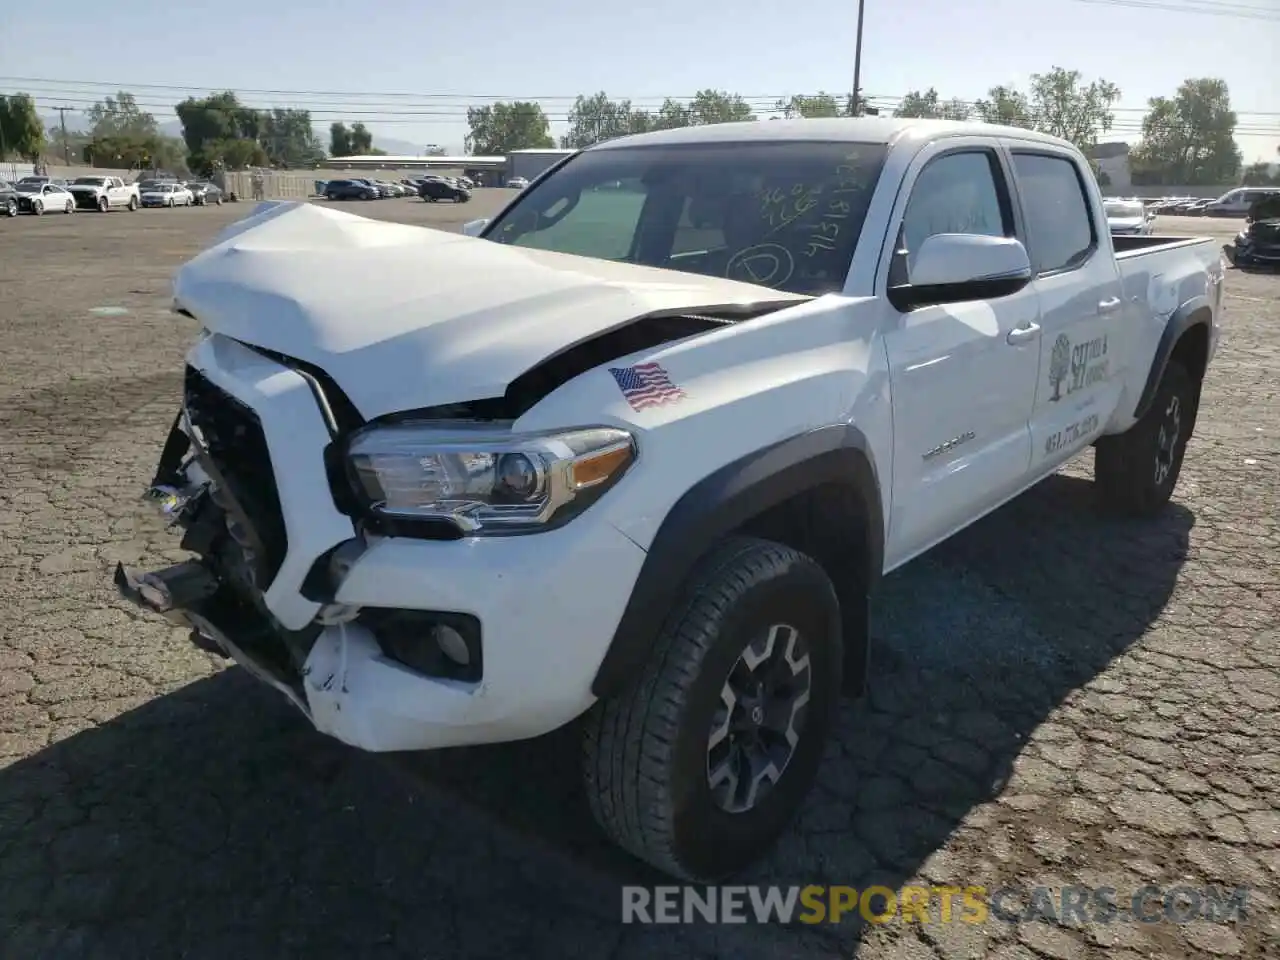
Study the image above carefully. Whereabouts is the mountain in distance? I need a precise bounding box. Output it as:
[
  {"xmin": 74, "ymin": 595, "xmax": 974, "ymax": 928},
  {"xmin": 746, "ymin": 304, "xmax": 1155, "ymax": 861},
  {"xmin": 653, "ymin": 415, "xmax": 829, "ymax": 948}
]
[{"xmin": 42, "ymin": 113, "xmax": 437, "ymax": 158}]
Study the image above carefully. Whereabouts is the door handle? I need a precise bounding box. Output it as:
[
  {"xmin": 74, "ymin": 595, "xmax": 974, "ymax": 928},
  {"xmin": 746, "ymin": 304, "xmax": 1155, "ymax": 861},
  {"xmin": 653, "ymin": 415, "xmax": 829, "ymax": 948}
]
[
  {"xmin": 1006, "ymin": 323, "xmax": 1041, "ymax": 345},
  {"xmin": 1097, "ymin": 297, "xmax": 1122, "ymax": 315}
]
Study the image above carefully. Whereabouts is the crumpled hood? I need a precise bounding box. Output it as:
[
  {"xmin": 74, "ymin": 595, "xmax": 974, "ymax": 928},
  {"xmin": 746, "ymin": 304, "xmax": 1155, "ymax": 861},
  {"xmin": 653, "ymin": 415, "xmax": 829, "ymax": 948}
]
[{"xmin": 173, "ymin": 201, "xmax": 805, "ymax": 419}]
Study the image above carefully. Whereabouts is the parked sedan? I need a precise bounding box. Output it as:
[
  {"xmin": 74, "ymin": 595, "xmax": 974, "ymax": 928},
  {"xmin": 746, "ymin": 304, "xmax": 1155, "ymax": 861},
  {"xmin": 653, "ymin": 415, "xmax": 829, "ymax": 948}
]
[
  {"xmin": 15, "ymin": 181, "xmax": 76, "ymax": 215},
  {"xmin": 0, "ymin": 179, "xmax": 18, "ymax": 218},
  {"xmin": 418, "ymin": 178, "xmax": 471, "ymax": 203},
  {"xmin": 140, "ymin": 182, "xmax": 193, "ymax": 207},
  {"xmin": 1104, "ymin": 199, "xmax": 1153, "ymax": 236},
  {"xmin": 187, "ymin": 181, "xmax": 225, "ymax": 206},
  {"xmin": 507, "ymin": 177, "xmax": 530, "ymax": 189},
  {"xmin": 325, "ymin": 179, "xmax": 379, "ymax": 201}
]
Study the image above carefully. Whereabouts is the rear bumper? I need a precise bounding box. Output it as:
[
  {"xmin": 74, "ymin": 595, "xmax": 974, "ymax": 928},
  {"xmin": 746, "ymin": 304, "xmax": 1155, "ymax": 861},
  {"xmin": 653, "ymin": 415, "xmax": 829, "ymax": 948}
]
[{"xmin": 116, "ymin": 333, "xmax": 646, "ymax": 752}]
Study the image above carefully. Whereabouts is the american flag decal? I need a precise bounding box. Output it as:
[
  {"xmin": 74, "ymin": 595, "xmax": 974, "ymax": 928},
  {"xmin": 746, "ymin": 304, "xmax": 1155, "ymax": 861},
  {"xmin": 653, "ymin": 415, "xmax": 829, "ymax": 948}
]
[{"xmin": 608, "ymin": 362, "xmax": 687, "ymax": 411}]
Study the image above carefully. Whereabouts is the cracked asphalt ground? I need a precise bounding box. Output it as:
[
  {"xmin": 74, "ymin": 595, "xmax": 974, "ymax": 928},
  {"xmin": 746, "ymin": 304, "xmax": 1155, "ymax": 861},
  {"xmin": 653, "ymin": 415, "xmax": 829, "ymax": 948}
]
[{"xmin": 1, "ymin": 196, "xmax": 1276, "ymax": 960}]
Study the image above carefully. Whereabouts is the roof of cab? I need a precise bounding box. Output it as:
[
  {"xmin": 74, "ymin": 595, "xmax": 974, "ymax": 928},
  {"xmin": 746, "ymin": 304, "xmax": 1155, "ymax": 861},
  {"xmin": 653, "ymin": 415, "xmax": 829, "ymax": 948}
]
[{"xmin": 589, "ymin": 117, "xmax": 1077, "ymax": 154}]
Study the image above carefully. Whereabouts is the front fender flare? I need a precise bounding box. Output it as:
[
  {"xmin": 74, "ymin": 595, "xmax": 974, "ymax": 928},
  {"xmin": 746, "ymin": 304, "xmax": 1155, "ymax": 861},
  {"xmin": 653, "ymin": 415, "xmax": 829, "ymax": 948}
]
[{"xmin": 591, "ymin": 424, "xmax": 884, "ymax": 700}]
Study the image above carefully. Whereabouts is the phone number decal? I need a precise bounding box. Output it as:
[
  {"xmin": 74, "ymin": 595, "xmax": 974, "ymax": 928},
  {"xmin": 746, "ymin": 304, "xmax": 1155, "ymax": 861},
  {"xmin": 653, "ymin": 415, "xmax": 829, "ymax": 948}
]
[{"xmin": 1044, "ymin": 414, "xmax": 1099, "ymax": 456}]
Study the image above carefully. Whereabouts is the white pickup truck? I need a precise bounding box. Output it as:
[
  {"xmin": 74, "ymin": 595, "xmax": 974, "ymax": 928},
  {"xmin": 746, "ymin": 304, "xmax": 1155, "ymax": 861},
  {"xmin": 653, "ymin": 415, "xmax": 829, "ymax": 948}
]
[
  {"xmin": 66, "ymin": 175, "xmax": 140, "ymax": 212},
  {"xmin": 117, "ymin": 118, "xmax": 1224, "ymax": 882}
]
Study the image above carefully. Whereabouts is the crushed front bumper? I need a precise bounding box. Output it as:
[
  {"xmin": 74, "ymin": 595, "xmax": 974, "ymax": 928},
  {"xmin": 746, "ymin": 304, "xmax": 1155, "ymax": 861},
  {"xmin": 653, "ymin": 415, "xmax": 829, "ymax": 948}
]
[{"xmin": 116, "ymin": 333, "xmax": 646, "ymax": 753}]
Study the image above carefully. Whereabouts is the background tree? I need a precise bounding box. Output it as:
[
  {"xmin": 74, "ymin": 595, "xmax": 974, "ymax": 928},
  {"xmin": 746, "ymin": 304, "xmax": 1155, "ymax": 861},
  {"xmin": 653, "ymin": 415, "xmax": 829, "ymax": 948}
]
[
  {"xmin": 973, "ymin": 85, "xmax": 1033, "ymax": 127},
  {"xmin": 652, "ymin": 98, "xmax": 693, "ymax": 130},
  {"xmin": 85, "ymin": 91, "xmax": 158, "ymax": 140},
  {"xmin": 261, "ymin": 108, "xmax": 323, "ymax": 167},
  {"xmin": 0, "ymin": 94, "xmax": 46, "ymax": 161},
  {"xmin": 893, "ymin": 88, "xmax": 970, "ymax": 120},
  {"xmin": 1241, "ymin": 161, "xmax": 1279, "ymax": 186},
  {"xmin": 1128, "ymin": 78, "xmax": 1242, "ymax": 186},
  {"xmin": 774, "ymin": 92, "xmax": 845, "ymax": 119},
  {"xmin": 560, "ymin": 92, "xmax": 653, "ymax": 148},
  {"xmin": 464, "ymin": 102, "xmax": 554, "ymax": 154},
  {"xmin": 330, "ymin": 121, "xmax": 351, "ymax": 157},
  {"xmin": 348, "ymin": 122, "xmax": 375, "ymax": 154},
  {"xmin": 1026, "ymin": 67, "xmax": 1120, "ymax": 152},
  {"xmin": 687, "ymin": 90, "xmax": 755, "ymax": 125},
  {"xmin": 175, "ymin": 91, "xmax": 267, "ymax": 174}
]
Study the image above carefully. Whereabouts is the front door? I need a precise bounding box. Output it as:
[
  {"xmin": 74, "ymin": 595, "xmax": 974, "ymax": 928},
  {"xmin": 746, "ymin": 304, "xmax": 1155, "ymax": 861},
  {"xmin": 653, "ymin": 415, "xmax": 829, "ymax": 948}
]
[
  {"xmin": 1007, "ymin": 149, "xmax": 1125, "ymax": 473},
  {"xmin": 880, "ymin": 143, "xmax": 1042, "ymax": 568}
]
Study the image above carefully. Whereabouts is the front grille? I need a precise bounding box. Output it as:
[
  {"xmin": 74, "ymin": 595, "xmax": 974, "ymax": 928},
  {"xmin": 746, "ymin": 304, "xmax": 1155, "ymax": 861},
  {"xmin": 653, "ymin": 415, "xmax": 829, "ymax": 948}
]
[{"xmin": 183, "ymin": 367, "xmax": 289, "ymax": 588}]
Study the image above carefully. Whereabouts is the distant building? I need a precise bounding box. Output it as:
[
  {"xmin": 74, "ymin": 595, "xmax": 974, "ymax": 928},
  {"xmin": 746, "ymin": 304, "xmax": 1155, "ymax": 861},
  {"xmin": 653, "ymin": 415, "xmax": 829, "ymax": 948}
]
[{"xmin": 1086, "ymin": 142, "xmax": 1132, "ymax": 190}]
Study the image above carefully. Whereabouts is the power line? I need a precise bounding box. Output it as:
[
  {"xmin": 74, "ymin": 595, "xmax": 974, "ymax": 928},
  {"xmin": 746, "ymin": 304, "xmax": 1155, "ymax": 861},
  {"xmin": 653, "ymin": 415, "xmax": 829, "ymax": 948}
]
[
  {"xmin": 13, "ymin": 84, "xmax": 1280, "ymax": 120},
  {"xmin": 1070, "ymin": 0, "xmax": 1280, "ymax": 19}
]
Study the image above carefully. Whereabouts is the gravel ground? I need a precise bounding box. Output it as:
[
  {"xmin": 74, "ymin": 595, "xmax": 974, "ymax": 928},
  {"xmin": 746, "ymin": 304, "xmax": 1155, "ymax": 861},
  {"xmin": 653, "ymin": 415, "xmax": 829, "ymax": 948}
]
[{"xmin": 0, "ymin": 198, "xmax": 1276, "ymax": 960}]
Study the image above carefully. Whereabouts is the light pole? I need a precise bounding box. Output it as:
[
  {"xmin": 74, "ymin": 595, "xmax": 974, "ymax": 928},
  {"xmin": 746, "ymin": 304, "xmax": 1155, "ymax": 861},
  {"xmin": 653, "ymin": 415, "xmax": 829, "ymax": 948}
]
[{"xmin": 851, "ymin": 0, "xmax": 866, "ymax": 116}]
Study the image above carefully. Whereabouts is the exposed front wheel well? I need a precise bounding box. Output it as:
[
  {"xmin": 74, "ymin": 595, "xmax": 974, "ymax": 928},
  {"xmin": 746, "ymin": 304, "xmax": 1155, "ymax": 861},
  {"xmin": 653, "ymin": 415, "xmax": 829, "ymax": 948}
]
[{"xmin": 729, "ymin": 482, "xmax": 873, "ymax": 696}]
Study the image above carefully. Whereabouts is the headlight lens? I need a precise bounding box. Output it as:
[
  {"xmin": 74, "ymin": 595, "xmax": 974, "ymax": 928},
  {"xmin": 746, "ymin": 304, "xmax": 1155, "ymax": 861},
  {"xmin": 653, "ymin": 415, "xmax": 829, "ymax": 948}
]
[{"xmin": 346, "ymin": 422, "xmax": 635, "ymax": 534}]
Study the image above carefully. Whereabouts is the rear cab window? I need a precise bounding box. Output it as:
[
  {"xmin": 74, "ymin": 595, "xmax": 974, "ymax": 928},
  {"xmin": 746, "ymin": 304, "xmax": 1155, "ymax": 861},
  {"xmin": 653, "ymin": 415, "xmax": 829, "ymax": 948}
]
[
  {"xmin": 484, "ymin": 140, "xmax": 890, "ymax": 297},
  {"xmin": 1009, "ymin": 152, "xmax": 1097, "ymax": 275}
]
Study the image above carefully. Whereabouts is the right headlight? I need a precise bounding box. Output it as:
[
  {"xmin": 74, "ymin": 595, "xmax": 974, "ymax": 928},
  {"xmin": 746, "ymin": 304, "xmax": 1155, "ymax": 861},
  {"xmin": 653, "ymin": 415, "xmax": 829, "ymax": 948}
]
[{"xmin": 345, "ymin": 422, "xmax": 636, "ymax": 535}]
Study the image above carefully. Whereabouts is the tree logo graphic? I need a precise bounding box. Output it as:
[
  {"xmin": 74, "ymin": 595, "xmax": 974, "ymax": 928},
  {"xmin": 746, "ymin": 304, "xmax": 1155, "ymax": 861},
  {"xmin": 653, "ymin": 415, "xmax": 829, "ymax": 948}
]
[{"xmin": 1048, "ymin": 334, "xmax": 1071, "ymax": 402}]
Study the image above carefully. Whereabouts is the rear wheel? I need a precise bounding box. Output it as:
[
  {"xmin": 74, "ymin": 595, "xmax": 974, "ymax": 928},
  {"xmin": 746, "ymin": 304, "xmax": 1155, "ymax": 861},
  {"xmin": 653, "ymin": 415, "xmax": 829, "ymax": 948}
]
[
  {"xmin": 582, "ymin": 537, "xmax": 844, "ymax": 881},
  {"xmin": 65, "ymin": 200, "xmax": 74, "ymax": 214},
  {"xmin": 98, "ymin": 195, "xmax": 110, "ymax": 213},
  {"xmin": 3, "ymin": 199, "xmax": 15, "ymax": 217},
  {"xmin": 1095, "ymin": 360, "xmax": 1197, "ymax": 516},
  {"xmin": 32, "ymin": 199, "xmax": 43, "ymax": 216},
  {"xmin": 128, "ymin": 196, "xmax": 138, "ymax": 211}
]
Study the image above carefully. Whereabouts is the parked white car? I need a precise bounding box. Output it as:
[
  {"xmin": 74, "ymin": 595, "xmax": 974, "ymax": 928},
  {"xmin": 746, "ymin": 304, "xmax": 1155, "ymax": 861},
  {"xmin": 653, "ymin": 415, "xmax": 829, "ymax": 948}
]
[
  {"xmin": 1202, "ymin": 187, "xmax": 1280, "ymax": 219},
  {"xmin": 140, "ymin": 182, "xmax": 194, "ymax": 208},
  {"xmin": 15, "ymin": 181, "xmax": 75, "ymax": 215},
  {"xmin": 66, "ymin": 176, "xmax": 140, "ymax": 212},
  {"xmin": 120, "ymin": 118, "xmax": 1225, "ymax": 883},
  {"xmin": 1103, "ymin": 198, "xmax": 1153, "ymax": 235},
  {"xmin": 507, "ymin": 177, "xmax": 529, "ymax": 189}
]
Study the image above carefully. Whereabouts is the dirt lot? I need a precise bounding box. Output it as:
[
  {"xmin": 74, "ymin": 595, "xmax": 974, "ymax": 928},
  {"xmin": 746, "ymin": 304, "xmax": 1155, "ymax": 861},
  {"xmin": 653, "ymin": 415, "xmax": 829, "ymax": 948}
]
[{"xmin": 0, "ymin": 196, "xmax": 1276, "ymax": 960}]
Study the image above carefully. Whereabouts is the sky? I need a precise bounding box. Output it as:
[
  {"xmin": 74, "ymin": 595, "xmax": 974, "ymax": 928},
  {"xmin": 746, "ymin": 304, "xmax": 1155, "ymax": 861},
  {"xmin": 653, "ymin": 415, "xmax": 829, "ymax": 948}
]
[{"xmin": 1, "ymin": 0, "xmax": 1276, "ymax": 163}]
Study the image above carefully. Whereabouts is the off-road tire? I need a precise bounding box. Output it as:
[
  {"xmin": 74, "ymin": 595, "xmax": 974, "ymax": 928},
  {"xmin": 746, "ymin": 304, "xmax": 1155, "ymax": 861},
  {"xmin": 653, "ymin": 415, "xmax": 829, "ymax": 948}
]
[
  {"xmin": 582, "ymin": 537, "xmax": 844, "ymax": 881},
  {"xmin": 1095, "ymin": 359, "xmax": 1198, "ymax": 516}
]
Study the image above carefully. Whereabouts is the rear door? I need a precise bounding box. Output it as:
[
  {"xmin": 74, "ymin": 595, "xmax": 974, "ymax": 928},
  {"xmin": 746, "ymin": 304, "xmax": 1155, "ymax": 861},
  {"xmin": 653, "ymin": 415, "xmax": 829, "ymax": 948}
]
[{"xmin": 1006, "ymin": 146, "xmax": 1124, "ymax": 473}]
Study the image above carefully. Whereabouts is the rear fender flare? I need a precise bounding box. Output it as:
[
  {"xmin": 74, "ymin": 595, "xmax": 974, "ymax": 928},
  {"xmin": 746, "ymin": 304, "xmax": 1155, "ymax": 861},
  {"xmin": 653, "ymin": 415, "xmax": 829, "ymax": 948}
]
[{"xmin": 1132, "ymin": 297, "xmax": 1212, "ymax": 421}]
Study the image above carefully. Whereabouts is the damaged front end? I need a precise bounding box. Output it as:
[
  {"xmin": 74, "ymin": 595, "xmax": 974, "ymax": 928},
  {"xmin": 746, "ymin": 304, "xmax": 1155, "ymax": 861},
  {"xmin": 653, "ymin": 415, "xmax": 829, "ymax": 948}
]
[{"xmin": 115, "ymin": 368, "xmax": 321, "ymax": 714}]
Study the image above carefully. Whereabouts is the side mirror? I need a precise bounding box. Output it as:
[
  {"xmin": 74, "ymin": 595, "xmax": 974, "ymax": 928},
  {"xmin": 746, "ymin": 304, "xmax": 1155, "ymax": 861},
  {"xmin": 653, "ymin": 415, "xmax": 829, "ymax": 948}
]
[
  {"xmin": 892, "ymin": 234, "xmax": 1032, "ymax": 309},
  {"xmin": 462, "ymin": 218, "xmax": 490, "ymax": 237}
]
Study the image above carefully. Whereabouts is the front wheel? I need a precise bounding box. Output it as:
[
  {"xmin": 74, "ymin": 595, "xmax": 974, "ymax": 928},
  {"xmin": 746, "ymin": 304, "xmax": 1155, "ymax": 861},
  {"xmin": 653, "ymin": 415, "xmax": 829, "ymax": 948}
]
[
  {"xmin": 98, "ymin": 196, "xmax": 110, "ymax": 213},
  {"xmin": 32, "ymin": 200, "xmax": 43, "ymax": 216},
  {"xmin": 65, "ymin": 200, "xmax": 74, "ymax": 214},
  {"xmin": 128, "ymin": 196, "xmax": 138, "ymax": 211},
  {"xmin": 582, "ymin": 537, "xmax": 844, "ymax": 881},
  {"xmin": 1094, "ymin": 360, "xmax": 1198, "ymax": 516},
  {"xmin": 3, "ymin": 199, "xmax": 15, "ymax": 217}
]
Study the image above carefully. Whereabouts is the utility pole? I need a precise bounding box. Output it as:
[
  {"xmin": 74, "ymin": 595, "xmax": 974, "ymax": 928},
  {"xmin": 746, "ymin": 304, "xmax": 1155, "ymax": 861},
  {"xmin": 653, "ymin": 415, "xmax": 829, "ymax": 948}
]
[
  {"xmin": 55, "ymin": 107, "xmax": 72, "ymax": 165},
  {"xmin": 850, "ymin": 0, "xmax": 867, "ymax": 116}
]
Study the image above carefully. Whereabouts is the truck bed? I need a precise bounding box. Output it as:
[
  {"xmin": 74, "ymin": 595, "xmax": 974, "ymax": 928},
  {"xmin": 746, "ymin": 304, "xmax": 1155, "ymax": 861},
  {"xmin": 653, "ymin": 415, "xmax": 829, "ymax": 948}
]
[{"xmin": 1112, "ymin": 234, "xmax": 1216, "ymax": 258}]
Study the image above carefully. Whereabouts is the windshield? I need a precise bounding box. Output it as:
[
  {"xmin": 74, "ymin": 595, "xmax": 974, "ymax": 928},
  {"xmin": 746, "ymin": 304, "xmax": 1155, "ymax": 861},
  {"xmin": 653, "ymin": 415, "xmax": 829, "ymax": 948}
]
[
  {"xmin": 1104, "ymin": 201, "xmax": 1143, "ymax": 218},
  {"xmin": 74, "ymin": 177, "xmax": 108, "ymax": 186},
  {"xmin": 16, "ymin": 183, "xmax": 40, "ymax": 193},
  {"xmin": 484, "ymin": 140, "xmax": 889, "ymax": 296}
]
